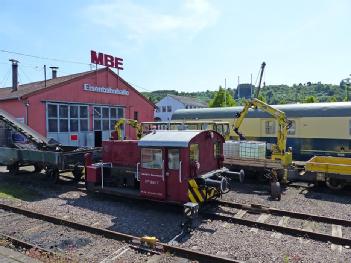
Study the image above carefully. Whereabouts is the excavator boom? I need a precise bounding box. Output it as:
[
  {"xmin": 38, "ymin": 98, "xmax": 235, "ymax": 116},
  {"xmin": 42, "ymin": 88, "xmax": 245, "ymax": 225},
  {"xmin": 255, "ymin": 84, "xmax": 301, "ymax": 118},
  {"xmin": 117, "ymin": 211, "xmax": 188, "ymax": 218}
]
[{"xmin": 114, "ymin": 118, "xmax": 143, "ymax": 140}]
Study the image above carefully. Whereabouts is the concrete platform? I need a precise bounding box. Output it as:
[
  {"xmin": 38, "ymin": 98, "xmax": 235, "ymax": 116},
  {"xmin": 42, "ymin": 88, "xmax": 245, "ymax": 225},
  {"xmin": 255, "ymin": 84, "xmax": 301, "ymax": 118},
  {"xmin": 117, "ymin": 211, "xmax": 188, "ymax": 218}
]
[{"xmin": 0, "ymin": 246, "xmax": 42, "ymax": 263}]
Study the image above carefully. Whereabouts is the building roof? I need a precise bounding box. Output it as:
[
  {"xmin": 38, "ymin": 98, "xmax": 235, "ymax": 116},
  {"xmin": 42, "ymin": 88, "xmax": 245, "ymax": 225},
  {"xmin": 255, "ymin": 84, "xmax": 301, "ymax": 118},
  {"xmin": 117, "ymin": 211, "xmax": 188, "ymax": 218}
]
[
  {"xmin": 167, "ymin": 94, "xmax": 207, "ymax": 107},
  {"xmin": 172, "ymin": 101, "xmax": 351, "ymax": 120},
  {"xmin": 138, "ymin": 130, "xmax": 202, "ymax": 148},
  {"xmin": 0, "ymin": 67, "xmax": 155, "ymax": 107}
]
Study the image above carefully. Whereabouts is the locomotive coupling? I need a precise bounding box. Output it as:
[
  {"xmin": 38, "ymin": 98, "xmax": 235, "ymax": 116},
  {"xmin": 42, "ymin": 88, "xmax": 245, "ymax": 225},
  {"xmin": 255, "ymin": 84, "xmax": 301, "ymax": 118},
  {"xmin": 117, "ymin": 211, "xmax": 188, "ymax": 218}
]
[{"xmin": 197, "ymin": 167, "xmax": 231, "ymax": 194}]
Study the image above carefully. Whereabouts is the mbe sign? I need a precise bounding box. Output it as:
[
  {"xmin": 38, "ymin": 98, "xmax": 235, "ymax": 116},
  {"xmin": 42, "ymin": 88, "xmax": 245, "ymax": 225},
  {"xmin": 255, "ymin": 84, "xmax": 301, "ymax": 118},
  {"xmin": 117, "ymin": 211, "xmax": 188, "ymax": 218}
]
[{"xmin": 90, "ymin": 50, "xmax": 124, "ymax": 70}]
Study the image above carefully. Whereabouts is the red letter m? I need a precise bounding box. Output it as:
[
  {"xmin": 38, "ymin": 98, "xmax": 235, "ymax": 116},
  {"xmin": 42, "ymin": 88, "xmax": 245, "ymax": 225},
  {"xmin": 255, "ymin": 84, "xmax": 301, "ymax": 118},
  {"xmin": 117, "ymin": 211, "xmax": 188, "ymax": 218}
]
[{"xmin": 91, "ymin": 50, "xmax": 104, "ymax": 65}]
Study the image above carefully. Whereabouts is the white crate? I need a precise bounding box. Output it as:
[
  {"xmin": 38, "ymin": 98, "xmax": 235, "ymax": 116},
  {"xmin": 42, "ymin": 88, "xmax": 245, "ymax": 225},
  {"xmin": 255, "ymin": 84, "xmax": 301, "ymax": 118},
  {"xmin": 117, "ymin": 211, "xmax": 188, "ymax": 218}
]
[
  {"xmin": 239, "ymin": 141, "xmax": 266, "ymax": 159},
  {"xmin": 223, "ymin": 140, "xmax": 240, "ymax": 158}
]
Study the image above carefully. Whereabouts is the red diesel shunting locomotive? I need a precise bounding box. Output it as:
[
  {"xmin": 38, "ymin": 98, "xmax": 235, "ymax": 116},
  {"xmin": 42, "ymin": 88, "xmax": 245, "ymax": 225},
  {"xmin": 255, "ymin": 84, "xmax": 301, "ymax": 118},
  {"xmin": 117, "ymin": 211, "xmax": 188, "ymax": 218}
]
[{"xmin": 85, "ymin": 130, "xmax": 230, "ymax": 204}]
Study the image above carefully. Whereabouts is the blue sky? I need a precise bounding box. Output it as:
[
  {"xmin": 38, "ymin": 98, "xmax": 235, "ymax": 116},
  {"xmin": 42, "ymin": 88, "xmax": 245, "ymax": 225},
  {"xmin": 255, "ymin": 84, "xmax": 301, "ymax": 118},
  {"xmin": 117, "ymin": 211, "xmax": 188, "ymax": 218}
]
[{"xmin": 0, "ymin": 0, "xmax": 350, "ymax": 92}]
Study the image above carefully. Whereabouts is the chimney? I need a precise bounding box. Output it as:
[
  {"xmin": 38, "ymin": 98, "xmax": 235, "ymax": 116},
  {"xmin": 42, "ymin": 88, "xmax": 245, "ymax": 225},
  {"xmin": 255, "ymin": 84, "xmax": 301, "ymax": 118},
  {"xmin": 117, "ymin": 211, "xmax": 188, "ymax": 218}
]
[
  {"xmin": 9, "ymin": 59, "xmax": 19, "ymax": 92},
  {"xmin": 49, "ymin": 66, "xmax": 59, "ymax": 79}
]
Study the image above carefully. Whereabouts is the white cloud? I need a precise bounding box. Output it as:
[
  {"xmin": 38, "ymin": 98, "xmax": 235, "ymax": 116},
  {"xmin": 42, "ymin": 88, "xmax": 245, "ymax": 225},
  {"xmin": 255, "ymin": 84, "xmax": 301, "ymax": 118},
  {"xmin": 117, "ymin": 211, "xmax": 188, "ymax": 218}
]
[{"xmin": 83, "ymin": 0, "xmax": 219, "ymax": 41}]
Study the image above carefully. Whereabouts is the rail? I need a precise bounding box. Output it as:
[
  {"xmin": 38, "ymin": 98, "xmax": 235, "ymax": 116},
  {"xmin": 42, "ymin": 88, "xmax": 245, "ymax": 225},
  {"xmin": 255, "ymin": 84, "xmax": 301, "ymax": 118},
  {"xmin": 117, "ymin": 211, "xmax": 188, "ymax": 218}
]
[
  {"xmin": 0, "ymin": 203, "xmax": 241, "ymax": 263},
  {"xmin": 201, "ymin": 200, "xmax": 351, "ymax": 246}
]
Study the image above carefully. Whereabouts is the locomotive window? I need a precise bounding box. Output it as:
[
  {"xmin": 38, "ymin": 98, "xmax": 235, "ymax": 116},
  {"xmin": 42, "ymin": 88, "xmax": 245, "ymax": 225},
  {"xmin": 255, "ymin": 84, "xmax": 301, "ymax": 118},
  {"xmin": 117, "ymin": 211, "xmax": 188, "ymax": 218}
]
[
  {"xmin": 168, "ymin": 149, "xmax": 180, "ymax": 170},
  {"xmin": 265, "ymin": 120, "xmax": 275, "ymax": 134},
  {"xmin": 141, "ymin": 148, "xmax": 163, "ymax": 169},
  {"xmin": 190, "ymin": 144, "xmax": 199, "ymax": 161},
  {"xmin": 214, "ymin": 142, "xmax": 221, "ymax": 158},
  {"xmin": 288, "ymin": 120, "xmax": 296, "ymax": 135}
]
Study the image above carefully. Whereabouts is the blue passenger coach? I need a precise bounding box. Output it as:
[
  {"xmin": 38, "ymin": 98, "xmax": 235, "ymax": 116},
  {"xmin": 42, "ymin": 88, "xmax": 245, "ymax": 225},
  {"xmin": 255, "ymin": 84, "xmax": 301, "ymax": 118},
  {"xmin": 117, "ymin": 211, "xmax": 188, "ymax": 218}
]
[{"xmin": 172, "ymin": 102, "xmax": 351, "ymax": 161}]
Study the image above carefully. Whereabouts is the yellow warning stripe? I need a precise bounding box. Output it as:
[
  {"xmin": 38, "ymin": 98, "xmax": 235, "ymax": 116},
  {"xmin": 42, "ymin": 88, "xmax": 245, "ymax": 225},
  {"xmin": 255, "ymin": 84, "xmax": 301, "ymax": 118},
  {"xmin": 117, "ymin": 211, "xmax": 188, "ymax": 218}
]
[
  {"xmin": 188, "ymin": 190, "xmax": 197, "ymax": 203},
  {"xmin": 188, "ymin": 179, "xmax": 219, "ymax": 203}
]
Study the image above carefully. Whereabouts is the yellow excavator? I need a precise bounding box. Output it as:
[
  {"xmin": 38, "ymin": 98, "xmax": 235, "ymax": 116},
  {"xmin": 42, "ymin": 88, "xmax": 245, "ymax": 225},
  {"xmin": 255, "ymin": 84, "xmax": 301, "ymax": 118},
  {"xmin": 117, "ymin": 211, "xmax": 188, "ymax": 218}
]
[
  {"xmin": 114, "ymin": 118, "xmax": 143, "ymax": 140},
  {"xmin": 233, "ymin": 62, "xmax": 292, "ymax": 166},
  {"xmin": 232, "ymin": 62, "xmax": 292, "ymax": 199},
  {"xmin": 233, "ymin": 97, "xmax": 292, "ymax": 166}
]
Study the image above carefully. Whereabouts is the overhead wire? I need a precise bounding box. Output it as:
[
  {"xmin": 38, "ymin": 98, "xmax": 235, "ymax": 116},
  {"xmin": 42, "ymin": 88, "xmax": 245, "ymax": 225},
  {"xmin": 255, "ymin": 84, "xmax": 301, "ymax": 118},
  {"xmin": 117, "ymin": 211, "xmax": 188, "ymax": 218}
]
[
  {"xmin": 0, "ymin": 49, "xmax": 155, "ymax": 92},
  {"xmin": 0, "ymin": 68, "xmax": 11, "ymax": 88},
  {"xmin": 0, "ymin": 49, "xmax": 91, "ymax": 66},
  {"xmin": 19, "ymin": 67, "xmax": 32, "ymax": 83}
]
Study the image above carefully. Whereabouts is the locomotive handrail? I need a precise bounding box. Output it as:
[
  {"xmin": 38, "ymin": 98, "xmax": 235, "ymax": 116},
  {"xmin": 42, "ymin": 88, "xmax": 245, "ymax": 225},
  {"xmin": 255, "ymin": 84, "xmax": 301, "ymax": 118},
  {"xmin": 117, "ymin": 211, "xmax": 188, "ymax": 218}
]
[
  {"xmin": 179, "ymin": 161, "xmax": 182, "ymax": 183},
  {"xmin": 162, "ymin": 160, "xmax": 165, "ymax": 181},
  {"xmin": 136, "ymin": 162, "xmax": 140, "ymax": 181}
]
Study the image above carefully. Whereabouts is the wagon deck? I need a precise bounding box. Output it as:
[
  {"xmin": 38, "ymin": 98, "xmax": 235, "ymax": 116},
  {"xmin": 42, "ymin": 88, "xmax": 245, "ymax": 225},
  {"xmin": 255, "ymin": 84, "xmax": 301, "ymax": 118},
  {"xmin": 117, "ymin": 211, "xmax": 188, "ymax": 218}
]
[{"xmin": 305, "ymin": 156, "xmax": 351, "ymax": 176}]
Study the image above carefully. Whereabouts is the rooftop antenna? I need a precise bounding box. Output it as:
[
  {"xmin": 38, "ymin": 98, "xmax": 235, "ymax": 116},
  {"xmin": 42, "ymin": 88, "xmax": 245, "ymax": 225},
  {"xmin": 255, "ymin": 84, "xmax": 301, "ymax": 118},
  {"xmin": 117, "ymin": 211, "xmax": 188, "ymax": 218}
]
[{"xmin": 43, "ymin": 65, "xmax": 47, "ymax": 87}]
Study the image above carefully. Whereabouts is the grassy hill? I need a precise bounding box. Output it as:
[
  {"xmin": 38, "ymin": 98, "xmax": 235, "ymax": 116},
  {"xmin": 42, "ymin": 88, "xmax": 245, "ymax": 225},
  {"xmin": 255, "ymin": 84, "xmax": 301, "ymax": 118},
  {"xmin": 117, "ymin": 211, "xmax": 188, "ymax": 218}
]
[{"xmin": 142, "ymin": 83, "xmax": 349, "ymax": 106}]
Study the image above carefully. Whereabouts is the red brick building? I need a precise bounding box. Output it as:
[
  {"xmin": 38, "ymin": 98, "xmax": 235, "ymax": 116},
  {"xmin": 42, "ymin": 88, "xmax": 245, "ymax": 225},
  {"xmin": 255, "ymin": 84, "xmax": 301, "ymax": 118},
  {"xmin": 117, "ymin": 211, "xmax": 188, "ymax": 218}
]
[{"xmin": 0, "ymin": 67, "xmax": 154, "ymax": 146}]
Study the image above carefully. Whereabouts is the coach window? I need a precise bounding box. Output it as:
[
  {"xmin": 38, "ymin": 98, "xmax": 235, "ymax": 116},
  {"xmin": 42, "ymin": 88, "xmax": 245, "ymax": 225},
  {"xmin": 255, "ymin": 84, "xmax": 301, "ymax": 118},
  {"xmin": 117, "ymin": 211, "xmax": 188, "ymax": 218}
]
[
  {"xmin": 190, "ymin": 144, "xmax": 199, "ymax": 162},
  {"xmin": 168, "ymin": 149, "xmax": 180, "ymax": 170},
  {"xmin": 265, "ymin": 120, "xmax": 275, "ymax": 134},
  {"xmin": 288, "ymin": 120, "xmax": 296, "ymax": 135},
  {"xmin": 141, "ymin": 148, "xmax": 163, "ymax": 169}
]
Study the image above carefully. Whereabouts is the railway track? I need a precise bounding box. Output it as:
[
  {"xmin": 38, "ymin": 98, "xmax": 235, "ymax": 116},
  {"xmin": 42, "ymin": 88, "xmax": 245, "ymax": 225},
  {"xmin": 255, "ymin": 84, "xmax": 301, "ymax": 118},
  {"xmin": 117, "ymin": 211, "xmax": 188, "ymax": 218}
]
[
  {"xmin": 0, "ymin": 203, "xmax": 241, "ymax": 263},
  {"xmin": 202, "ymin": 200, "xmax": 351, "ymax": 248},
  {"xmin": 0, "ymin": 232, "xmax": 70, "ymax": 262}
]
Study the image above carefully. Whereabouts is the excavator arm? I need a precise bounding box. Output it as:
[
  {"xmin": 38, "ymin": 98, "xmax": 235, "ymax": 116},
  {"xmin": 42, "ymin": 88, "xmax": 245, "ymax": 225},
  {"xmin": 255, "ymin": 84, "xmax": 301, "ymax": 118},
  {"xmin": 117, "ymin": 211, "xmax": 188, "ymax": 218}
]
[
  {"xmin": 233, "ymin": 98, "xmax": 292, "ymax": 162},
  {"xmin": 114, "ymin": 118, "xmax": 143, "ymax": 140}
]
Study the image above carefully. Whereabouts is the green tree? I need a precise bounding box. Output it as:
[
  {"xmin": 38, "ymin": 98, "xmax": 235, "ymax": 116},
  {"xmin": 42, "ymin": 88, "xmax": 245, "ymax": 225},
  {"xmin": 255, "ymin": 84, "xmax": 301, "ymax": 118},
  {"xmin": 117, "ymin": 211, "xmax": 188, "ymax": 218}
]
[
  {"xmin": 304, "ymin": 96, "xmax": 318, "ymax": 103},
  {"xmin": 257, "ymin": 95, "xmax": 266, "ymax": 103},
  {"xmin": 328, "ymin": 96, "xmax": 337, "ymax": 102},
  {"xmin": 209, "ymin": 86, "xmax": 236, "ymax": 107}
]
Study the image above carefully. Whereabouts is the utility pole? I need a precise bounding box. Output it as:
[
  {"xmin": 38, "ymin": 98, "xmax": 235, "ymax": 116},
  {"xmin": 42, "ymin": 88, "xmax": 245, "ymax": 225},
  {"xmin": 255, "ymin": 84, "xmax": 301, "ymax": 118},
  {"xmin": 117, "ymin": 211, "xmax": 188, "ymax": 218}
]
[{"xmin": 224, "ymin": 78, "xmax": 227, "ymax": 106}]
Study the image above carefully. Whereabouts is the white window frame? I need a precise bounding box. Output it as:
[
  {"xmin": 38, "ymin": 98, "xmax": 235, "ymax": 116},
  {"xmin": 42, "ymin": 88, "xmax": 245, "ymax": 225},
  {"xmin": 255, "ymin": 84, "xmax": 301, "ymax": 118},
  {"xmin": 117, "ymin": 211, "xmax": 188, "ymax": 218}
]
[
  {"xmin": 288, "ymin": 120, "xmax": 296, "ymax": 135},
  {"xmin": 265, "ymin": 120, "xmax": 276, "ymax": 135}
]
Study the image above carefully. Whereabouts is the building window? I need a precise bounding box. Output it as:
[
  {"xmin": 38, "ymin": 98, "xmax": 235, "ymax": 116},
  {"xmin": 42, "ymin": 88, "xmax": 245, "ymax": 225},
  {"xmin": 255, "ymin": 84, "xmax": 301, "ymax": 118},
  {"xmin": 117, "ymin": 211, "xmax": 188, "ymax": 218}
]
[
  {"xmin": 162, "ymin": 106, "xmax": 166, "ymax": 112},
  {"xmin": 288, "ymin": 120, "xmax": 296, "ymax": 135},
  {"xmin": 156, "ymin": 106, "xmax": 160, "ymax": 113},
  {"xmin": 48, "ymin": 103, "xmax": 89, "ymax": 133},
  {"xmin": 190, "ymin": 144, "xmax": 199, "ymax": 161},
  {"xmin": 93, "ymin": 107, "xmax": 102, "ymax": 131},
  {"xmin": 141, "ymin": 148, "xmax": 163, "ymax": 169},
  {"xmin": 167, "ymin": 106, "xmax": 172, "ymax": 112},
  {"xmin": 70, "ymin": 105, "xmax": 79, "ymax": 132},
  {"xmin": 168, "ymin": 149, "xmax": 180, "ymax": 170},
  {"xmin": 48, "ymin": 104, "xmax": 58, "ymax": 132},
  {"xmin": 134, "ymin": 111, "xmax": 139, "ymax": 121},
  {"xmin": 349, "ymin": 120, "xmax": 351, "ymax": 135},
  {"xmin": 80, "ymin": 106, "xmax": 89, "ymax": 131},
  {"xmin": 94, "ymin": 106, "xmax": 124, "ymax": 131},
  {"xmin": 265, "ymin": 120, "xmax": 275, "ymax": 134},
  {"xmin": 185, "ymin": 105, "xmax": 188, "ymax": 109}
]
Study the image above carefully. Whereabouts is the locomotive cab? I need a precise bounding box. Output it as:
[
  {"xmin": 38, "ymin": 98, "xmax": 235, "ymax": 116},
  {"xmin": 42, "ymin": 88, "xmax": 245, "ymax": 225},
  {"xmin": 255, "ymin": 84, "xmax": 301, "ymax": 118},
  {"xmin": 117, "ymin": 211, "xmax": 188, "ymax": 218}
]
[{"xmin": 85, "ymin": 130, "xmax": 229, "ymax": 204}]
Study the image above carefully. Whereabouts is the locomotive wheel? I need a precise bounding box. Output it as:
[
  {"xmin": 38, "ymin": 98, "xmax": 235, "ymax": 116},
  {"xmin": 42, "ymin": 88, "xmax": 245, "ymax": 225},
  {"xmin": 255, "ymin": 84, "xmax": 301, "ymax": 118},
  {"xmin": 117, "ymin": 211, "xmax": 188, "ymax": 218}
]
[
  {"xmin": 72, "ymin": 166, "xmax": 83, "ymax": 182},
  {"xmin": 270, "ymin": 182, "xmax": 281, "ymax": 201},
  {"xmin": 239, "ymin": 169, "xmax": 245, "ymax": 183},
  {"xmin": 45, "ymin": 167, "xmax": 60, "ymax": 184},
  {"xmin": 34, "ymin": 164, "xmax": 44, "ymax": 173},
  {"xmin": 325, "ymin": 177, "xmax": 345, "ymax": 191},
  {"xmin": 7, "ymin": 163, "xmax": 19, "ymax": 175}
]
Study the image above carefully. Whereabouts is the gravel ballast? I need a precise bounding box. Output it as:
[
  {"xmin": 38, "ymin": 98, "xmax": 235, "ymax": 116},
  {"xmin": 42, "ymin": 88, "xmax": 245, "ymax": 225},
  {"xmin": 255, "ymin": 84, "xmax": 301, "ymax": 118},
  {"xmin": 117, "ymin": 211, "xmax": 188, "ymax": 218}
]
[{"xmin": 1, "ymin": 167, "xmax": 351, "ymax": 262}]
